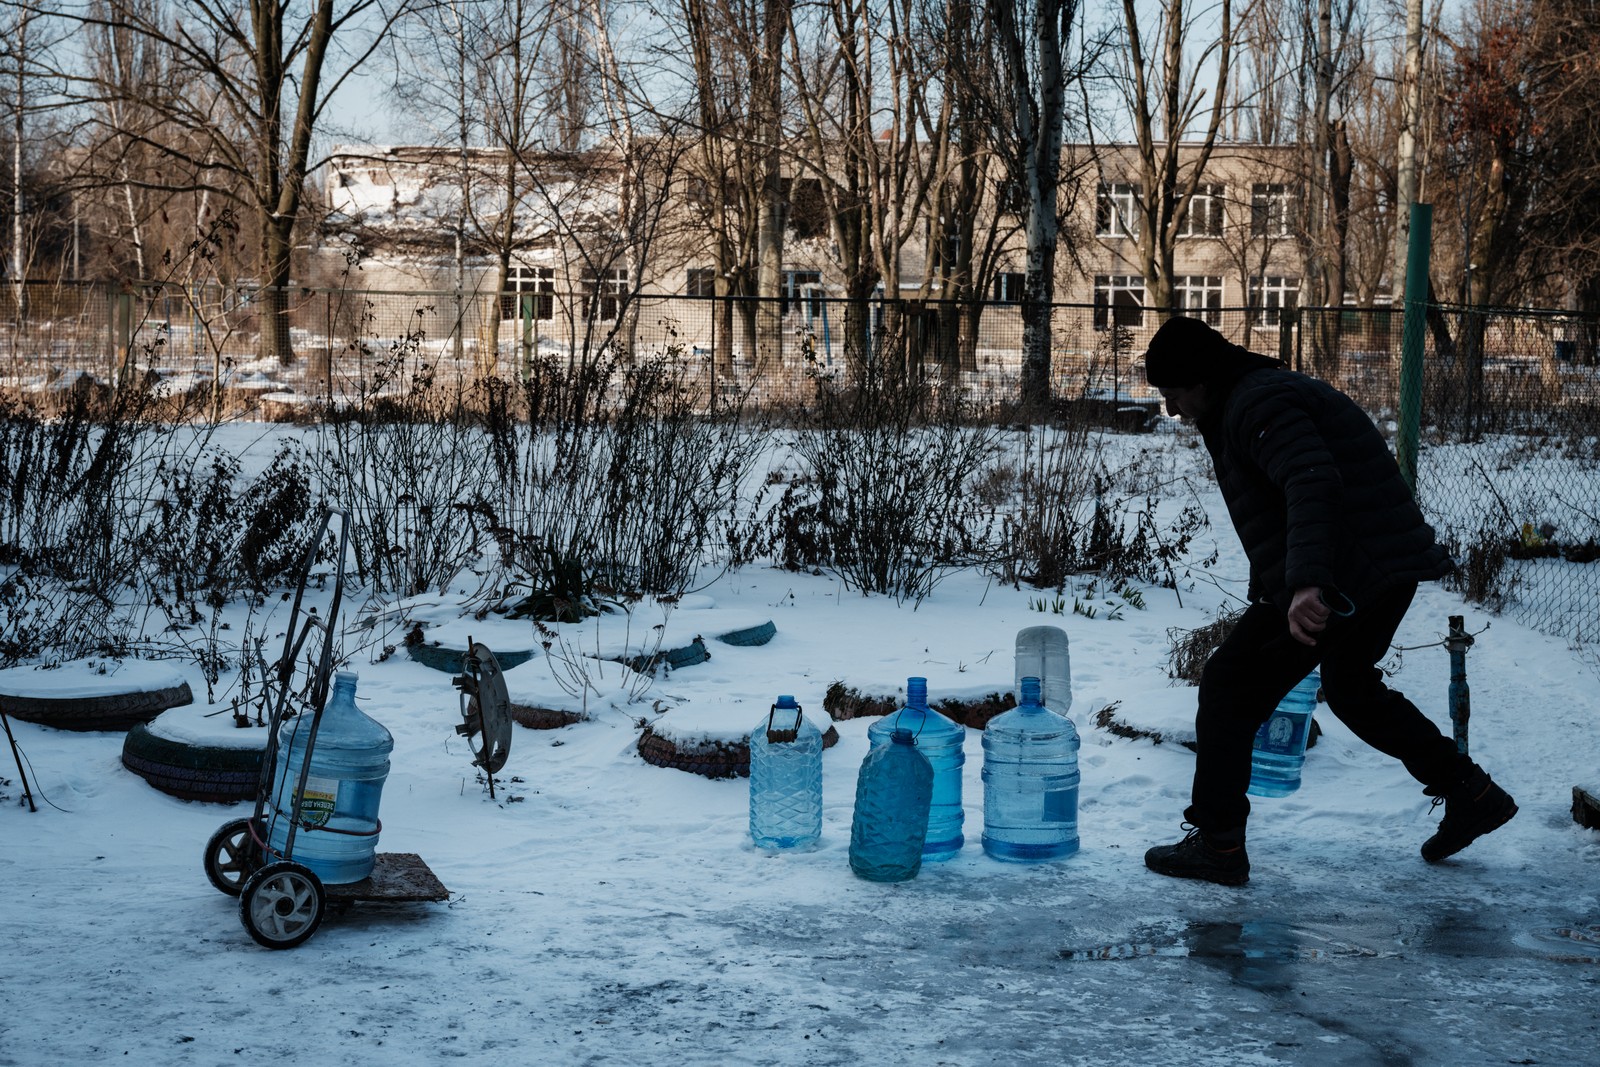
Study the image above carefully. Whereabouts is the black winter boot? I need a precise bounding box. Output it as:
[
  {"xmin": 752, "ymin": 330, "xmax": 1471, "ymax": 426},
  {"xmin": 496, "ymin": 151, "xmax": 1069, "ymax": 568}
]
[
  {"xmin": 1421, "ymin": 762, "xmax": 1517, "ymax": 863},
  {"xmin": 1145, "ymin": 825, "xmax": 1249, "ymax": 886}
]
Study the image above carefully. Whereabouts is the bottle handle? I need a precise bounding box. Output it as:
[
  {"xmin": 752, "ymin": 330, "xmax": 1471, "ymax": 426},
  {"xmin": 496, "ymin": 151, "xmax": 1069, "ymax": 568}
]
[{"xmin": 765, "ymin": 702, "xmax": 803, "ymax": 744}]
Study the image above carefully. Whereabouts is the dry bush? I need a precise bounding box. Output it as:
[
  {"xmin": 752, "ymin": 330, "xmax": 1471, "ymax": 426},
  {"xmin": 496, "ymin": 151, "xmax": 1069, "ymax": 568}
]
[{"xmin": 1165, "ymin": 609, "xmax": 1242, "ymax": 683}]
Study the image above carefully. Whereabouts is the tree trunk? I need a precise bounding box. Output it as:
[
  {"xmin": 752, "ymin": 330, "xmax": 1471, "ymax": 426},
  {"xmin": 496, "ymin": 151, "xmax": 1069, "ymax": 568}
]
[
  {"xmin": 261, "ymin": 214, "xmax": 295, "ymax": 364},
  {"xmin": 755, "ymin": 0, "xmax": 789, "ymax": 371},
  {"xmin": 1391, "ymin": 0, "xmax": 1424, "ymax": 300},
  {"xmin": 993, "ymin": 0, "xmax": 1076, "ymax": 412},
  {"xmin": 10, "ymin": 8, "xmax": 31, "ymax": 321}
]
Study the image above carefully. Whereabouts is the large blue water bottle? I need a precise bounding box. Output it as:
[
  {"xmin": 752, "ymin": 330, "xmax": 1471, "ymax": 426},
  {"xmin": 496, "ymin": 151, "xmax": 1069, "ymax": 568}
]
[
  {"xmin": 748, "ymin": 695, "xmax": 823, "ymax": 850},
  {"xmin": 981, "ymin": 676, "xmax": 1081, "ymax": 861},
  {"xmin": 867, "ymin": 677, "xmax": 965, "ymax": 859},
  {"xmin": 268, "ymin": 671, "xmax": 393, "ymax": 883},
  {"xmin": 849, "ymin": 728, "xmax": 934, "ymax": 882},
  {"xmin": 1247, "ymin": 670, "xmax": 1320, "ymax": 797}
]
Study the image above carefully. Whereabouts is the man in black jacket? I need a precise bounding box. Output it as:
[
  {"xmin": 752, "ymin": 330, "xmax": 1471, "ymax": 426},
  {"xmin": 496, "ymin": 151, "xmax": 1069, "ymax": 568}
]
[{"xmin": 1140, "ymin": 316, "xmax": 1516, "ymax": 886}]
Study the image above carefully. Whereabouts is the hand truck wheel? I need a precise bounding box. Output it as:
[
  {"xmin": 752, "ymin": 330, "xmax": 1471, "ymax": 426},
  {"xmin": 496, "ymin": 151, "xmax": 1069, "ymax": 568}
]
[
  {"xmin": 203, "ymin": 817, "xmax": 264, "ymax": 897},
  {"xmin": 239, "ymin": 861, "xmax": 326, "ymax": 949}
]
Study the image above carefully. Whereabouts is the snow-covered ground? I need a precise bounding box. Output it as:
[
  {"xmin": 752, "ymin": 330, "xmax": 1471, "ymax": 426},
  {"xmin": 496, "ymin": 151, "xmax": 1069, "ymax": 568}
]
[{"xmin": 2, "ymin": 430, "xmax": 1598, "ymax": 1066}]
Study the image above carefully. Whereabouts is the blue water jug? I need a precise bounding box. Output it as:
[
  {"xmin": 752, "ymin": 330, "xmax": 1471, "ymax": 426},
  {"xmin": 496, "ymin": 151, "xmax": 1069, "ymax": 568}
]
[
  {"xmin": 981, "ymin": 676, "xmax": 1081, "ymax": 861},
  {"xmin": 748, "ymin": 695, "xmax": 823, "ymax": 850},
  {"xmin": 1247, "ymin": 670, "xmax": 1320, "ymax": 798},
  {"xmin": 867, "ymin": 677, "xmax": 965, "ymax": 859},
  {"xmin": 849, "ymin": 728, "xmax": 934, "ymax": 882},
  {"xmin": 268, "ymin": 671, "xmax": 393, "ymax": 884}
]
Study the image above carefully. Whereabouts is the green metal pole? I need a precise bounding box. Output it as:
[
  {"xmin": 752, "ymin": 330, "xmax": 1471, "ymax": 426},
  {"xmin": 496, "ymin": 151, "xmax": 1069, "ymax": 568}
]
[
  {"xmin": 1397, "ymin": 202, "xmax": 1432, "ymax": 494},
  {"xmin": 521, "ymin": 293, "xmax": 533, "ymax": 380}
]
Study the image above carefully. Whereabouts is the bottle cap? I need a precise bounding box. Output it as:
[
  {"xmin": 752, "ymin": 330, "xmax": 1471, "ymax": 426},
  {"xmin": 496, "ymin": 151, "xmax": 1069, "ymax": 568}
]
[{"xmin": 890, "ymin": 728, "xmax": 916, "ymax": 746}]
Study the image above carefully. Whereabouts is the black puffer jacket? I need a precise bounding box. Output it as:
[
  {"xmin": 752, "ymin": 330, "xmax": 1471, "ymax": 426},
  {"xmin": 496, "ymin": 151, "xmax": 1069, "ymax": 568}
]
[{"xmin": 1197, "ymin": 367, "xmax": 1453, "ymax": 608}]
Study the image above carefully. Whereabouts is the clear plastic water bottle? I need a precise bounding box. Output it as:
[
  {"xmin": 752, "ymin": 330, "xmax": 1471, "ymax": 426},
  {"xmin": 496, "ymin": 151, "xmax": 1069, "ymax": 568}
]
[
  {"xmin": 849, "ymin": 728, "xmax": 934, "ymax": 882},
  {"xmin": 981, "ymin": 676, "xmax": 1081, "ymax": 862},
  {"xmin": 748, "ymin": 695, "xmax": 823, "ymax": 850},
  {"xmin": 1014, "ymin": 625, "xmax": 1072, "ymax": 715},
  {"xmin": 268, "ymin": 671, "xmax": 393, "ymax": 884},
  {"xmin": 867, "ymin": 677, "xmax": 965, "ymax": 859},
  {"xmin": 1247, "ymin": 670, "xmax": 1320, "ymax": 798}
]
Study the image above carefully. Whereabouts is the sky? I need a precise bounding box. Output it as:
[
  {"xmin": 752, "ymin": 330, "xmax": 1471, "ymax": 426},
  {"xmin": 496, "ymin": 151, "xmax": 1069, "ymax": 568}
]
[{"xmin": 1, "ymin": 422, "xmax": 1597, "ymax": 1066}]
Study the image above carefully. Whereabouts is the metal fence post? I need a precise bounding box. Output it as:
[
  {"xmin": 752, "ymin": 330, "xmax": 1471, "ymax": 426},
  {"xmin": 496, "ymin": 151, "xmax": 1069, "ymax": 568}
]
[
  {"xmin": 1397, "ymin": 202, "xmax": 1432, "ymax": 494},
  {"xmin": 1445, "ymin": 614, "xmax": 1473, "ymax": 756}
]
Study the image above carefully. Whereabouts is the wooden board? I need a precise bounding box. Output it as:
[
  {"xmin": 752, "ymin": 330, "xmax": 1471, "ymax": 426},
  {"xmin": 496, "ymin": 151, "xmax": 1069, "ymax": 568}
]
[
  {"xmin": 326, "ymin": 853, "xmax": 449, "ymax": 902},
  {"xmin": 1573, "ymin": 786, "xmax": 1600, "ymax": 831}
]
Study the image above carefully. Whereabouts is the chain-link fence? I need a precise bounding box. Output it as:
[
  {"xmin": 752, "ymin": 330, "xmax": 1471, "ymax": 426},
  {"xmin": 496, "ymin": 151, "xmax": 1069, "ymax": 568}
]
[
  {"xmin": 0, "ymin": 280, "xmax": 1219, "ymax": 417},
  {"xmin": 1297, "ymin": 305, "xmax": 1600, "ymax": 643},
  {"xmin": 3, "ymin": 280, "xmax": 1594, "ymax": 639}
]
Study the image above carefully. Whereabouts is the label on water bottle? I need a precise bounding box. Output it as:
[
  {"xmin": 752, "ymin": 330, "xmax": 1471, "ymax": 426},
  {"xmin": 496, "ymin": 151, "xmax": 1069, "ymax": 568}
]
[
  {"xmin": 295, "ymin": 775, "xmax": 338, "ymax": 827},
  {"xmin": 1043, "ymin": 788, "xmax": 1076, "ymax": 822},
  {"xmin": 1259, "ymin": 713, "xmax": 1301, "ymax": 755}
]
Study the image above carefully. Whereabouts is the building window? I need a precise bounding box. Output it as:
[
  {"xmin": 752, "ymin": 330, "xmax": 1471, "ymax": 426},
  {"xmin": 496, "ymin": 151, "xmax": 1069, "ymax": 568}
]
[
  {"xmin": 994, "ymin": 272, "xmax": 1026, "ymax": 305},
  {"xmin": 783, "ymin": 178, "xmax": 828, "ymax": 240},
  {"xmin": 932, "ymin": 219, "xmax": 962, "ymax": 273},
  {"xmin": 1094, "ymin": 274, "xmax": 1145, "ymax": 330},
  {"xmin": 1096, "ymin": 182, "xmax": 1140, "ymax": 238},
  {"xmin": 998, "ymin": 177, "xmax": 1028, "ymax": 216},
  {"xmin": 1175, "ymin": 276, "xmax": 1224, "ymax": 325},
  {"xmin": 782, "ymin": 270, "xmax": 822, "ymax": 318},
  {"xmin": 687, "ymin": 267, "xmax": 717, "ymax": 298},
  {"xmin": 1179, "ymin": 184, "xmax": 1225, "ymax": 238},
  {"xmin": 1251, "ymin": 183, "xmax": 1295, "ymax": 238},
  {"xmin": 1249, "ymin": 275, "xmax": 1300, "ymax": 326},
  {"xmin": 499, "ymin": 265, "xmax": 553, "ymax": 320},
  {"xmin": 583, "ymin": 266, "xmax": 628, "ymax": 321}
]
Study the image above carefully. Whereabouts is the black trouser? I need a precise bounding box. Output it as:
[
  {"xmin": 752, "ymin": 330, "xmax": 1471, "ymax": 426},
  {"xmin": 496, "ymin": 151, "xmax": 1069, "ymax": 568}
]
[{"xmin": 1187, "ymin": 581, "xmax": 1465, "ymax": 834}]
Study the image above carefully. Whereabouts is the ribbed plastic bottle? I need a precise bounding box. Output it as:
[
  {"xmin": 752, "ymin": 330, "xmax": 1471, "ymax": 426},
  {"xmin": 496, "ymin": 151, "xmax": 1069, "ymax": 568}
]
[
  {"xmin": 1014, "ymin": 625, "xmax": 1073, "ymax": 716},
  {"xmin": 848, "ymin": 728, "xmax": 934, "ymax": 882},
  {"xmin": 866, "ymin": 677, "xmax": 965, "ymax": 859},
  {"xmin": 268, "ymin": 671, "xmax": 393, "ymax": 884},
  {"xmin": 981, "ymin": 676, "xmax": 1081, "ymax": 862},
  {"xmin": 748, "ymin": 695, "xmax": 823, "ymax": 850},
  {"xmin": 1247, "ymin": 670, "xmax": 1320, "ymax": 798}
]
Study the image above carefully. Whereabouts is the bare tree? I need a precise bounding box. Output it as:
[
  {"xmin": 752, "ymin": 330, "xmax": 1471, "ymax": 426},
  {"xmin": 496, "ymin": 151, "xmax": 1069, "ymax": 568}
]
[
  {"xmin": 69, "ymin": 0, "xmax": 412, "ymax": 364},
  {"xmin": 3, "ymin": 1, "xmax": 77, "ymax": 311},
  {"xmin": 1230, "ymin": 0, "xmax": 1290, "ymax": 141},
  {"xmin": 921, "ymin": 0, "xmax": 1027, "ymax": 375},
  {"xmin": 463, "ymin": 0, "xmax": 556, "ymax": 371},
  {"xmin": 1292, "ymin": 0, "xmax": 1365, "ymax": 372},
  {"xmin": 784, "ymin": 0, "xmax": 947, "ymax": 382},
  {"xmin": 755, "ymin": 0, "xmax": 791, "ymax": 366},
  {"xmin": 990, "ymin": 0, "xmax": 1086, "ymax": 409},
  {"xmin": 672, "ymin": 0, "xmax": 766, "ymax": 373},
  {"xmin": 1389, "ymin": 0, "xmax": 1426, "ymax": 301},
  {"xmin": 1338, "ymin": 37, "xmax": 1402, "ymax": 310},
  {"xmin": 1102, "ymin": 0, "xmax": 1235, "ymax": 321},
  {"xmin": 1437, "ymin": 0, "xmax": 1534, "ymax": 311},
  {"xmin": 1514, "ymin": 0, "xmax": 1600, "ymax": 316}
]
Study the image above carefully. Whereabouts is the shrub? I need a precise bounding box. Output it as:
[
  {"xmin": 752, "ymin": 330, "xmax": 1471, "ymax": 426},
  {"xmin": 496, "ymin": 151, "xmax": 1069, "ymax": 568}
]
[
  {"xmin": 481, "ymin": 345, "xmax": 764, "ymax": 617},
  {"xmin": 318, "ymin": 313, "xmax": 495, "ymax": 597},
  {"xmin": 777, "ymin": 365, "xmax": 1000, "ymax": 604}
]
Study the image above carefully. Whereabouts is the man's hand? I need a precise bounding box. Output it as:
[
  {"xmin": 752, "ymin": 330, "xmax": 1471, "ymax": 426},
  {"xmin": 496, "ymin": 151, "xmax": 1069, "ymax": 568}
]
[{"xmin": 1287, "ymin": 586, "xmax": 1331, "ymax": 646}]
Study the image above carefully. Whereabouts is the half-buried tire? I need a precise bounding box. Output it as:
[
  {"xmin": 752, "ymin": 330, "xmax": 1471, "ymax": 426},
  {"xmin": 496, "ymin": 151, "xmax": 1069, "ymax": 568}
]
[
  {"xmin": 0, "ymin": 659, "xmax": 194, "ymax": 732},
  {"xmin": 122, "ymin": 723, "xmax": 264, "ymax": 804}
]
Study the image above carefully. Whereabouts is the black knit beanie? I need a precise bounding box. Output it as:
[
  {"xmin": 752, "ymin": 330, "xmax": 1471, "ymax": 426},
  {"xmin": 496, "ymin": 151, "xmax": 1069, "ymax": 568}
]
[{"xmin": 1143, "ymin": 316, "xmax": 1285, "ymax": 386}]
